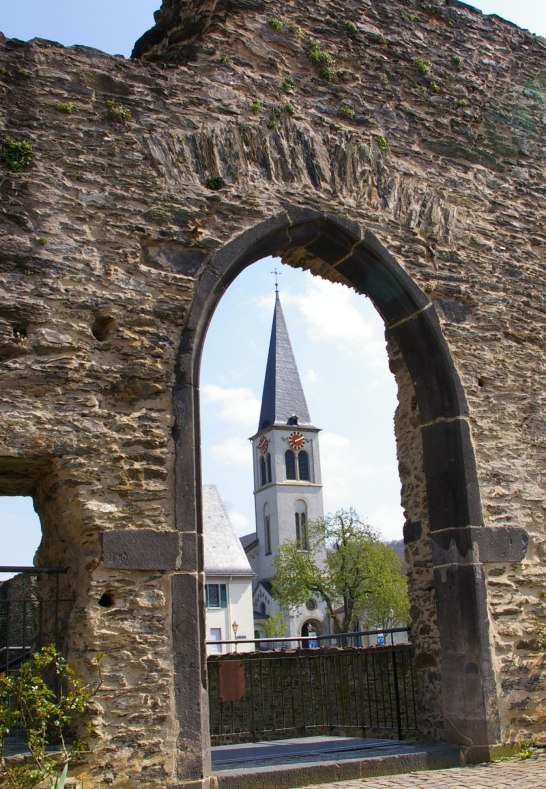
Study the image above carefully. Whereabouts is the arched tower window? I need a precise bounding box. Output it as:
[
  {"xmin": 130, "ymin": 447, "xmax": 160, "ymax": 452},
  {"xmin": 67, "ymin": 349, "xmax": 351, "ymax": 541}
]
[
  {"xmin": 298, "ymin": 450, "xmax": 310, "ymax": 481},
  {"xmin": 264, "ymin": 504, "xmax": 272, "ymax": 555},
  {"xmin": 285, "ymin": 448, "xmax": 311, "ymax": 481},
  {"xmin": 260, "ymin": 453, "xmax": 272, "ymax": 486},
  {"xmin": 295, "ymin": 500, "xmax": 308, "ymax": 550},
  {"xmin": 285, "ymin": 450, "xmax": 296, "ymax": 479}
]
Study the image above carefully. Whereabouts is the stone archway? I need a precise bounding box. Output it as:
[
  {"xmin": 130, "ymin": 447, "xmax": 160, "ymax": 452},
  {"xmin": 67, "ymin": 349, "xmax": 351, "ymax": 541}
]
[
  {"xmin": 176, "ymin": 209, "xmax": 528, "ymax": 773},
  {"xmin": 2, "ymin": 1, "xmax": 542, "ymax": 783}
]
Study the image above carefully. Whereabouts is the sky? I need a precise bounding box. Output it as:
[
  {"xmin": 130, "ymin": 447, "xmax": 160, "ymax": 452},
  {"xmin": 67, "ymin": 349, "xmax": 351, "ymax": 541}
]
[{"xmin": 0, "ymin": 1, "xmax": 544, "ymax": 577}]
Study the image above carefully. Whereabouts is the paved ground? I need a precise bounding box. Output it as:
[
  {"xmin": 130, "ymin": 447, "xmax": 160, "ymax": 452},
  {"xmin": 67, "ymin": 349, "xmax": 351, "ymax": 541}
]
[{"xmin": 302, "ymin": 752, "xmax": 546, "ymax": 789}]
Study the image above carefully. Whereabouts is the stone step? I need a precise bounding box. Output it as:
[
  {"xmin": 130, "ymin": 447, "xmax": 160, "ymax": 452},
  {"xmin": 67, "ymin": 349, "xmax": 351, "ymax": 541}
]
[{"xmin": 211, "ymin": 736, "xmax": 462, "ymax": 789}]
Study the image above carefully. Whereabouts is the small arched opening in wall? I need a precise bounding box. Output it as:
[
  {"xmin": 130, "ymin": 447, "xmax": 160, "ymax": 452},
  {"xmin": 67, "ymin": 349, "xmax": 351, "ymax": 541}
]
[{"xmin": 175, "ymin": 209, "xmax": 503, "ymax": 782}]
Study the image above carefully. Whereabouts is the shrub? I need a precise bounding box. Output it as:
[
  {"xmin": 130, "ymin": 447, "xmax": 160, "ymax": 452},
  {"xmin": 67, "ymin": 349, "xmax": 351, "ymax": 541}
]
[
  {"xmin": 415, "ymin": 56, "xmax": 432, "ymax": 75},
  {"xmin": 0, "ymin": 644, "xmax": 102, "ymax": 788},
  {"xmin": 56, "ymin": 102, "xmax": 74, "ymax": 114},
  {"xmin": 104, "ymin": 99, "xmax": 131, "ymax": 124},
  {"xmin": 0, "ymin": 136, "xmax": 32, "ymax": 172}
]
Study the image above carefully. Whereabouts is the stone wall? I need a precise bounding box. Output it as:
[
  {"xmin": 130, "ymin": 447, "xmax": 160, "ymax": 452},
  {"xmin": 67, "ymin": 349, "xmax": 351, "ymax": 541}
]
[{"xmin": 0, "ymin": 0, "xmax": 544, "ymax": 785}]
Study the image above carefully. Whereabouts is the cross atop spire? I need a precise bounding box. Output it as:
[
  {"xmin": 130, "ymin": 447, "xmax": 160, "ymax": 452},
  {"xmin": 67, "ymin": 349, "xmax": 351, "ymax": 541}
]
[{"xmin": 271, "ymin": 267, "xmax": 282, "ymax": 293}]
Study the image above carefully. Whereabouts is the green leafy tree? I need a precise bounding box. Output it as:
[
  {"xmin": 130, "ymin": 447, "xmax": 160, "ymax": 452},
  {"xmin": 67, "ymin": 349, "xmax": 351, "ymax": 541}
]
[
  {"xmin": 260, "ymin": 611, "xmax": 286, "ymax": 638},
  {"xmin": 272, "ymin": 508, "xmax": 409, "ymax": 633},
  {"xmin": 0, "ymin": 644, "xmax": 102, "ymax": 788}
]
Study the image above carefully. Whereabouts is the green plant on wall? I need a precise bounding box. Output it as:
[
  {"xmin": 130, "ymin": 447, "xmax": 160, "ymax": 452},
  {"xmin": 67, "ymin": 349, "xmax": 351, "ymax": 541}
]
[
  {"xmin": 0, "ymin": 136, "xmax": 32, "ymax": 172},
  {"xmin": 343, "ymin": 21, "xmax": 357, "ymax": 34},
  {"xmin": 415, "ymin": 56, "xmax": 432, "ymax": 75},
  {"xmin": 104, "ymin": 99, "xmax": 131, "ymax": 124},
  {"xmin": 339, "ymin": 105, "xmax": 355, "ymax": 118},
  {"xmin": 56, "ymin": 102, "xmax": 74, "ymax": 114},
  {"xmin": 267, "ymin": 18, "xmax": 282, "ymax": 31},
  {"xmin": 308, "ymin": 42, "xmax": 338, "ymax": 82},
  {"xmin": 0, "ymin": 644, "xmax": 102, "ymax": 788},
  {"xmin": 282, "ymin": 76, "xmax": 296, "ymax": 94},
  {"xmin": 451, "ymin": 54, "xmax": 463, "ymax": 71}
]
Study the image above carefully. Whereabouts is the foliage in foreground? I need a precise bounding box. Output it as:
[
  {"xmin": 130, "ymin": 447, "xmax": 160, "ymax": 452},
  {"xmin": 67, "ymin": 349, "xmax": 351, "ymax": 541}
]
[
  {"xmin": 272, "ymin": 508, "xmax": 410, "ymax": 633},
  {"xmin": 0, "ymin": 645, "xmax": 100, "ymax": 788}
]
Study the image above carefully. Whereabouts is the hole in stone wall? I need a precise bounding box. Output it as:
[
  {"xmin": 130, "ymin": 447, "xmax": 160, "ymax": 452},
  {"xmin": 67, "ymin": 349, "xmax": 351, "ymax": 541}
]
[
  {"xmin": 98, "ymin": 592, "xmax": 114, "ymax": 608},
  {"xmin": 477, "ymin": 377, "xmax": 485, "ymax": 387},
  {"xmin": 92, "ymin": 316, "xmax": 115, "ymax": 342},
  {"xmin": 12, "ymin": 324, "xmax": 27, "ymax": 340}
]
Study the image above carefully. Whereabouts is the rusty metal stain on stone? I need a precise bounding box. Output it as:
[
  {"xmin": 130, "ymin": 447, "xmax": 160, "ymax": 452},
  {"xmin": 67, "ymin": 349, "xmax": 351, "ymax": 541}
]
[{"xmin": 219, "ymin": 660, "xmax": 245, "ymax": 702}]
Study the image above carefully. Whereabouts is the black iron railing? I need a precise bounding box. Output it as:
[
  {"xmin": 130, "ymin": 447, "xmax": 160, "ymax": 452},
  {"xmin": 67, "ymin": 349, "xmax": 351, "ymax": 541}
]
[
  {"xmin": 207, "ymin": 633, "xmax": 417, "ymax": 744},
  {"xmin": 0, "ymin": 566, "xmax": 72, "ymax": 673}
]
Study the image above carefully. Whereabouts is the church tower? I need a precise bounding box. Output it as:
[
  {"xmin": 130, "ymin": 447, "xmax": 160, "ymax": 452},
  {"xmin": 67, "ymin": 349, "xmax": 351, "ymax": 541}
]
[{"xmin": 247, "ymin": 288, "xmax": 327, "ymax": 638}]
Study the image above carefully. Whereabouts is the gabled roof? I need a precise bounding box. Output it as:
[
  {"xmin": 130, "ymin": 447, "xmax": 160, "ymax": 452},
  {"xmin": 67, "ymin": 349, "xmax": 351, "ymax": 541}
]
[
  {"xmin": 257, "ymin": 293, "xmax": 311, "ymax": 432},
  {"xmin": 203, "ymin": 485, "xmax": 254, "ymax": 576},
  {"xmin": 240, "ymin": 532, "xmax": 258, "ymax": 551}
]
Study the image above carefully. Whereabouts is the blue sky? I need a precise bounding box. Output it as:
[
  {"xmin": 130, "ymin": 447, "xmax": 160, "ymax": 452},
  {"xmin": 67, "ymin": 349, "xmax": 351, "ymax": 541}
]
[{"xmin": 1, "ymin": 2, "xmax": 544, "ymax": 576}]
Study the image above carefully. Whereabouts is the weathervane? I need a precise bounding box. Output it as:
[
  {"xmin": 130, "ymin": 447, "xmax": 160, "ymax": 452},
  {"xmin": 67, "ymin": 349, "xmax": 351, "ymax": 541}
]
[{"xmin": 271, "ymin": 267, "xmax": 282, "ymax": 293}]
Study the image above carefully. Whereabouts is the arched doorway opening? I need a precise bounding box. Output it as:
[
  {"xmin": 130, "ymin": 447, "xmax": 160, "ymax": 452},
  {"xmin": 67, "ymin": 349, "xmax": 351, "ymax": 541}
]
[
  {"xmin": 301, "ymin": 619, "xmax": 322, "ymax": 638},
  {"xmin": 175, "ymin": 208, "xmax": 501, "ymax": 769}
]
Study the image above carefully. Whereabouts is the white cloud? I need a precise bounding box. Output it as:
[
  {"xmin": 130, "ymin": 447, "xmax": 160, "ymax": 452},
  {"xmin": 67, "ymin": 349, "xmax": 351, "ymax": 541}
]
[
  {"xmin": 285, "ymin": 278, "xmax": 387, "ymax": 366},
  {"xmin": 320, "ymin": 430, "xmax": 373, "ymax": 506},
  {"xmin": 367, "ymin": 504, "xmax": 405, "ymax": 543},
  {"xmin": 228, "ymin": 511, "xmax": 252, "ymax": 537},
  {"xmin": 210, "ymin": 437, "xmax": 251, "ymax": 466},
  {"xmin": 303, "ymin": 367, "xmax": 319, "ymax": 387},
  {"xmin": 320, "ymin": 431, "xmax": 403, "ymax": 541},
  {"xmin": 202, "ymin": 384, "xmax": 260, "ymax": 430}
]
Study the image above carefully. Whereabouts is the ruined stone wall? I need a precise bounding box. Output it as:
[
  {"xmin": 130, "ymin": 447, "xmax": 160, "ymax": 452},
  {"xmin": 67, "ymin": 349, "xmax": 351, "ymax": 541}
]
[{"xmin": 0, "ymin": 0, "xmax": 544, "ymax": 784}]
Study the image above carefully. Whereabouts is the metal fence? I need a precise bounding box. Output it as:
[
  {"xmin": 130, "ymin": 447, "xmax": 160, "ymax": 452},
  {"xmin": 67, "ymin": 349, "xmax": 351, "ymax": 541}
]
[
  {"xmin": 208, "ymin": 636, "xmax": 417, "ymax": 744},
  {"xmin": 0, "ymin": 566, "xmax": 72, "ymax": 673}
]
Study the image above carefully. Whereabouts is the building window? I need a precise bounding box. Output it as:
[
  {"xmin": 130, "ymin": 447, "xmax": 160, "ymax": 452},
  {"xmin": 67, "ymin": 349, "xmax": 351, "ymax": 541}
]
[
  {"xmin": 298, "ymin": 450, "xmax": 310, "ymax": 481},
  {"xmin": 209, "ymin": 627, "xmax": 222, "ymax": 653},
  {"xmin": 264, "ymin": 513, "xmax": 272, "ymax": 555},
  {"xmin": 285, "ymin": 449, "xmax": 296, "ymax": 479},
  {"xmin": 285, "ymin": 449, "xmax": 311, "ymax": 481},
  {"xmin": 206, "ymin": 583, "xmax": 227, "ymax": 608},
  {"xmin": 260, "ymin": 453, "xmax": 272, "ymax": 486},
  {"xmin": 295, "ymin": 511, "xmax": 308, "ymax": 551}
]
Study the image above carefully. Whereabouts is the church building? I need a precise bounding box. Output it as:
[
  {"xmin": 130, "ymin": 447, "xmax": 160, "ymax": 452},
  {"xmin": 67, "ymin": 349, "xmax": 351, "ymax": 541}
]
[{"xmin": 242, "ymin": 288, "xmax": 329, "ymax": 640}]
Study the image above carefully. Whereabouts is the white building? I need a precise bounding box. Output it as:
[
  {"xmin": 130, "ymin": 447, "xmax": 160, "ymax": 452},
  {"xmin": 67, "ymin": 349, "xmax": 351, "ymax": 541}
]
[
  {"xmin": 203, "ymin": 484, "xmax": 255, "ymax": 654},
  {"xmin": 243, "ymin": 291, "xmax": 329, "ymax": 641}
]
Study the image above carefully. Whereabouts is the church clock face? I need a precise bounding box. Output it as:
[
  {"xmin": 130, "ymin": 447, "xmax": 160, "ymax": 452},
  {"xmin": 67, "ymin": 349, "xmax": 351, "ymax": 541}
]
[
  {"xmin": 288, "ymin": 431, "xmax": 305, "ymax": 450},
  {"xmin": 258, "ymin": 435, "xmax": 269, "ymax": 454}
]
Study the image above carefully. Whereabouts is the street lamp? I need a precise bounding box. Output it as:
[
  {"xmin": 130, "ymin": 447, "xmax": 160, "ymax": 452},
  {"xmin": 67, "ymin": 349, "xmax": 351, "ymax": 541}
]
[{"xmin": 232, "ymin": 621, "xmax": 239, "ymax": 652}]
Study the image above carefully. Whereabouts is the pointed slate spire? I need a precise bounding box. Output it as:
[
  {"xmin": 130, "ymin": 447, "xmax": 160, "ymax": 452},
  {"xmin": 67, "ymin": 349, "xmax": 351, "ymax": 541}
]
[{"xmin": 257, "ymin": 293, "xmax": 311, "ymax": 431}]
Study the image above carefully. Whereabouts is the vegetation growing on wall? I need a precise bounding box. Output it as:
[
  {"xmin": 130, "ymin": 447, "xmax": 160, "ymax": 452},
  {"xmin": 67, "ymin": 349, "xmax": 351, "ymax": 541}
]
[{"xmin": 0, "ymin": 136, "xmax": 32, "ymax": 172}]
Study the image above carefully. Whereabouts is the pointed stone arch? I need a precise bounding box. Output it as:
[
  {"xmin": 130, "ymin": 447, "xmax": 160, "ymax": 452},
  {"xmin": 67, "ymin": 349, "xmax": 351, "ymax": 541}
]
[{"xmin": 174, "ymin": 207, "xmax": 518, "ymax": 774}]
